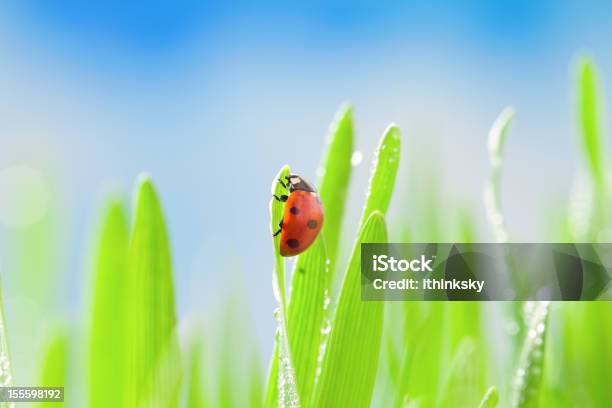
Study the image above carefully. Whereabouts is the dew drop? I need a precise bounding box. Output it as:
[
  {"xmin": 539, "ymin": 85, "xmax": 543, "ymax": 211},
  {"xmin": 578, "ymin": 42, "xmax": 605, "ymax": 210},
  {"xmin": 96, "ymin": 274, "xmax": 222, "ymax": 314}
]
[
  {"xmin": 523, "ymin": 301, "xmax": 535, "ymax": 317},
  {"xmin": 277, "ymin": 327, "xmax": 300, "ymax": 407},
  {"xmin": 0, "ymin": 352, "xmax": 12, "ymax": 388},
  {"xmin": 322, "ymin": 290, "xmax": 331, "ymax": 311},
  {"xmin": 350, "ymin": 150, "xmax": 363, "ymax": 167}
]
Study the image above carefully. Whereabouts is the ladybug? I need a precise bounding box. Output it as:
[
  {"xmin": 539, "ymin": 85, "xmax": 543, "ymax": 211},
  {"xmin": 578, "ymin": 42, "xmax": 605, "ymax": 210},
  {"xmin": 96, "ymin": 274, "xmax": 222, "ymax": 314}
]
[{"xmin": 273, "ymin": 174, "xmax": 324, "ymax": 257}]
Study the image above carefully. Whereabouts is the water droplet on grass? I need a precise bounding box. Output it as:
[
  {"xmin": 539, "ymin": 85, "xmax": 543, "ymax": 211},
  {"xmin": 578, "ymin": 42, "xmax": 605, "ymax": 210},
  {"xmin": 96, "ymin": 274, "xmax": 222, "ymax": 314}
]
[
  {"xmin": 351, "ymin": 151, "xmax": 363, "ymax": 167},
  {"xmin": 0, "ymin": 352, "xmax": 12, "ymax": 387},
  {"xmin": 322, "ymin": 290, "xmax": 331, "ymax": 311}
]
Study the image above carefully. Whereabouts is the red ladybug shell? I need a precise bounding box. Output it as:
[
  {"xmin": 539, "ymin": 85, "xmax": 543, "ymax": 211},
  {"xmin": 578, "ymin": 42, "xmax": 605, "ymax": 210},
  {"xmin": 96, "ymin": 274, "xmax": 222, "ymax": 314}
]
[{"xmin": 280, "ymin": 190, "xmax": 324, "ymax": 257}]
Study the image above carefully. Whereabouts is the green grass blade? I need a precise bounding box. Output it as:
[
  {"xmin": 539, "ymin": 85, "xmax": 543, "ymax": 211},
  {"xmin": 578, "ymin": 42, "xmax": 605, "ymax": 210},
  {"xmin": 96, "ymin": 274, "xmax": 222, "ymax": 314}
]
[
  {"xmin": 359, "ymin": 125, "xmax": 401, "ymax": 228},
  {"xmin": 219, "ymin": 320, "xmax": 232, "ymax": 408},
  {"xmin": 435, "ymin": 303, "xmax": 486, "ymax": 407},
  {"xmin": 313, "ymin": 211, "xmax": 388, "ymax": 407},
  {"xmin": 287, "ymin": 237, "xmax": 327, "ymax": 405},
  {"xmin": 571, "ymin": 57, "xmax": 607, "ymax": 240},
  {"xmin": 37, "ymin": 328, "xmax": 68, "ymax": 408},
  {"xmin": 318, "ymin": 104, "xmax": 353, "ymax": 268},
  {"xmin": 277, "ymin": 329, "xmax": 299, "ymax": 407},
  {"xmin": 483, "ymin": 108, "xmax": 526, "ymax": 368},
  {"xmin": 125, "ymin": 175, "xmax": 180, "ymax": 408},
  {"xmin": 0, "ymin": 276, "xmax": 13, "ymax": 402},
  {"xmin": 269, "ymin": 165, "xmax": 300, "ymax": 407},
  {"xmin": 512, "ymin": 301, "xmax": 550, "ymax": 408},
  {"xmin": 577, "ymin": 57, "xmax": 605, "ymax": 189},
  {"xmin": 186, "ymin": 340, "xmax": 206, "ymax": 408},
  {"xmin": 264, "ymin": 343, "xmax": 279, "ymax": 407},
  {"xmin": 551, "ymin": 302, "xmax": 612, "ymax": 406},
  {"xmin": 484, "ymin": 107, "xmax": 515, "ymax": 243},
  {"xmin": 89, "ymin": 200, "xmax": 129, "ymax": 408},
  {"xmin": 478, "ymin": 386, "xmax": 499, "ymax": 408},
  {"xmin": 394, "ymin": 303, "xmax": 445, "ymax": 407},
  {"xmin": 282, "ymin": 106, "xmax": 351, "ymax": 404}
]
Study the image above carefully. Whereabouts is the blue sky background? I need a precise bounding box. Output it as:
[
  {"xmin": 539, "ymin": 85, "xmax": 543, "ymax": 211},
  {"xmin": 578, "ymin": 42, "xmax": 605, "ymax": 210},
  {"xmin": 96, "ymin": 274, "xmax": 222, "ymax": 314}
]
[{"xmin": 1, "ymin": 0, "xmax": 612, "ymax": 379}]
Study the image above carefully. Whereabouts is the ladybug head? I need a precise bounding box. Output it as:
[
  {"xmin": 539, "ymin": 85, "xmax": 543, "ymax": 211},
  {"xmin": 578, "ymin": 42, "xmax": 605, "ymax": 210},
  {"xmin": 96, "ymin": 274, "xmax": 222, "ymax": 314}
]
[{"xmin": 286, "ymin": 174, "xmax": 316, "ymax": 193}]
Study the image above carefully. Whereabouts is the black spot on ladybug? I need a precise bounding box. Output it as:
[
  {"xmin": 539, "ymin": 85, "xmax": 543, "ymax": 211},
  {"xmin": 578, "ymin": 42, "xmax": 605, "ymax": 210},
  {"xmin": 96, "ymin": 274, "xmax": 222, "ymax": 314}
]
[
  {"xmin": 286, "ymin": 239, "xmax": 300, "ymax": 249},
  {"xmin": 290, "ymin": 206, "xmax": 300, "ymax": 215},
  {"xmin": 307, "ymin": 220, "xmax": 318, "ymax": 229}
]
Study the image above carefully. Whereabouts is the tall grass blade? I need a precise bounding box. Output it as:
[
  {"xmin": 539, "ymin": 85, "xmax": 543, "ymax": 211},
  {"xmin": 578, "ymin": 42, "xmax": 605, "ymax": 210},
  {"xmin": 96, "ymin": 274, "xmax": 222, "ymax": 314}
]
[
  {"xmin": 359, "ymin": 125, "xmax": 401, "ymax": 229},
  {"xmin": 139, "ymin": 331, "xmax": 183, "ymax": 408},
  {"xmin": 512, "ymin": 301, "xmax": 550, "ymax": 408},
  {"xmin": 89, "ymin": 200, "xmax": 129, "ymax": 408},
  {"xmin": 484, "ymin": 107, "xmax": 515, "ymax": 243},
  {"xmin": 287, "ymin": 237, "xmax": 327, "ymax": 406},
  {"xmin": 577, "ymin": 57, "xmax": 605, "ymax": 189},
  {"xmin": 280, "ymin": 106, "xmax": 351, "ymax": 405},
  {"xmin": 264, "ymin": 344, "xmax": 279, "ymax": 407},
  {"xmin": 560, "ymin": 58, "xmax": 612, "ymax": 407},
  {"xmin": 313, "ymin": 211, "xmax": 388, "ymax": 407},
  {"xmin": 0, "ymin": 276, "xmax": 13, "ymax": 406},
  {"xmin": 395, "ymin": 303, "xmax": 445, "ymax": 407},
  {"xmin": 317, "ymin": 104, "xmax": 353, "ymax": 269},
  {"xmin": 268, "ymin": 165, "xmax": 300, "ymax": 407},
  {"xmin": 478, "ymin": 386, "xmax": 499, "ymax": 408},
  {"xmin": 553, "ymin": 303, "xmax": 612, "ymax": 406},
  {"xmin": 483, "ymin": 108, "xmax": 524, "ymax": 379},
  {"xmin": 125, "ymin": 175, "xmax": 180, "ymax": 408},
  {"xmin": 186, "ymin": 340, "xmax": 206, "ymax": 408},
  {"xmin": 277, "ymin": 333, "xmax": 299, "ymax": 408},
  {"xmin": 571, "ymin": 57, "xmax": 607, "ymax": 240},
  {"xmin": 37, "ymin": 328, "xmax": 68, "ymax": 408}
]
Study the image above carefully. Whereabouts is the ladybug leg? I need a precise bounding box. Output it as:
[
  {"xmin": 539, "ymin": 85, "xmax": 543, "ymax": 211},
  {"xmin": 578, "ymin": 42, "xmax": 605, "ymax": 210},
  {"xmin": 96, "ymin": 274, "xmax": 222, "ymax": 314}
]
[
  {"xmin": 278, "ymin": 178, "xmax": 288, "ymax": 189},
  {"xmin": 273, "ymin": 219, "xmax": 284, "ymax": 237},
  {"xmin": 273, "ymin": 194, "xmax": 288, "ymax": 202}
]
